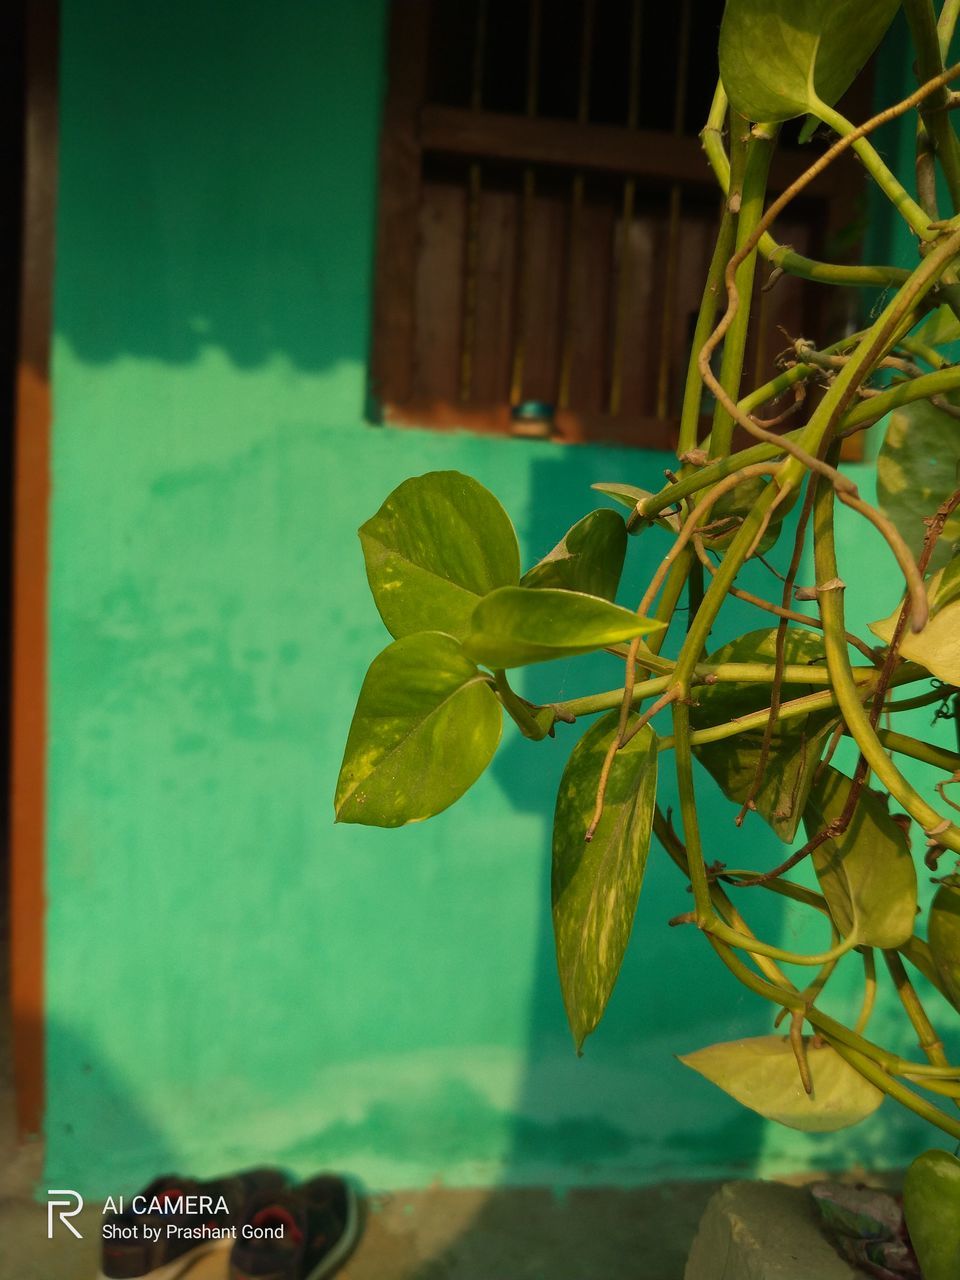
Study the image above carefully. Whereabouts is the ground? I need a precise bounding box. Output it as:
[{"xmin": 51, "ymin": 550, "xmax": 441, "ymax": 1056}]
[{"xmin": 1, "ymin": 1086, "xmax": 719, "ymax": 1279}]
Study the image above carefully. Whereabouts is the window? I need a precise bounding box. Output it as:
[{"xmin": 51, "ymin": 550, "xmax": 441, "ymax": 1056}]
[{"xmin": 370, "ymin": 0, "xmax": 868, "ymax": 449}]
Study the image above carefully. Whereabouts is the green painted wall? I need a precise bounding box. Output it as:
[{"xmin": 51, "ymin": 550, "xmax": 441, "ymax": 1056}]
[{"xmin": 46, "ymin": 1, "xmax": 954, "ymax": 1198}]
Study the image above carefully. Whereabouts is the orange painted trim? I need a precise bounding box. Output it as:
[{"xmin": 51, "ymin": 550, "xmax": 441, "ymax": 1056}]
[{"xmin": 11, "ymin": 0, "xmax": 59, "ymax": 1139}]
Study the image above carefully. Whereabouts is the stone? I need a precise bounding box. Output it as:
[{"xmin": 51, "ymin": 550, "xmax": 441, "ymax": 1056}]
[{"xmin": 684, "ymin": 1181, "xmax": 859, "ymax": 1280}]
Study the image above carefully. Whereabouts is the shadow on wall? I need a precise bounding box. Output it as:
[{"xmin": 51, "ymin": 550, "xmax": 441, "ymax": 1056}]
[
  {"xmin": 416, "ymin": 449, "xmax": 938, "ymax": 1278},
  {"xmin": 43, "ymin": 1017, "xmax": 179, "ymax": 1194},
  {"xmin": 56, "ymin": 1, "xmax": 384, "ymax": 375},
  {"xmin": 487, "ymin": 452, "xmax": 779, "ymax": 1184}
]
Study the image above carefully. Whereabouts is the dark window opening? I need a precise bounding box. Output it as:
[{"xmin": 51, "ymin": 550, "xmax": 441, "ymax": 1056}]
[{"xmin": 371, "ymin": 0, "xmax": 869, "ymax": 449}]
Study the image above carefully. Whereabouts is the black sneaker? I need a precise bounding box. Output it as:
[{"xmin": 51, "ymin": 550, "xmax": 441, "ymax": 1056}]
[
  {"xmin": 99, "ymin": 1167, "xmax": 288, "ymax": 1279},
  {"xmin": 229, "ymin": 1175, "xmax": 361, "ymax": 1280}
]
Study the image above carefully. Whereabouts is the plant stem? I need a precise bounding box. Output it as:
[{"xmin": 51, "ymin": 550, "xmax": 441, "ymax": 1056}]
[
  {"xmin": 672, "ymin": 700, "xmax": 713, "ymax": 924},
  {"xmin": 826, "ymin": 1039, "xmax": 960, "ymax": 1139},
  {"xmin": 493, "ymin": 670, "xmax": 550, "ymax": 740},
  {"xmin": 885, "ymin": 950, "xmax": 951, "ymax": 1070},
  {"xmin": 940, "ymin": 0, "xmax": 960, "ymax": 59},
  {"xmin": 701, "ymin": 84, "xmax": 911, "ymax": 288},
  {"xmin": 854, "ymin": 950, "xmax": 878, "ymax": 1036},
  {"xmin": 904, "ymin": 0, "xmax": 960, "ymax": 211},
  {"xmin": 812, "ymin": 96, "xmax": 936, "ymax": 238},
  {"xmin": 842, "ymin": 363, "xmax": 960, "ymax": 432},
  {"xmin": 677, "ymin": 203, "xmax": 736, "ymax": 455},
  {"xmin": 709, "ymin": 123, "xmax": 774, "ymax": 459},
  {"xmin": 875, "ymin": 727, "xmax": 960, "ymax": 773},
  {"xmin": 787, "ymin": 225, "xmax": 960, "ymax": 485},
  {"xmin": 813, "ymin": 474, "xmax": 960, "ymax": 852}
]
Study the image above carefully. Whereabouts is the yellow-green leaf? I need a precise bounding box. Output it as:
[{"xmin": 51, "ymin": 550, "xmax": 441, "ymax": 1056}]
[
  {"xmin": 335, "ymin": 632, "xmax": 501, "ymax": 827},
  {"xmin": 912, "ymin": 305, "xmax": 960, "ymax": 350},
  {"xmin": 929, "ymin": 880, "xmax": 960, "ymax": 1012},
  {"xmin": 877, "ymin": 398, "xmax": 960, "ymax": 574},
  {"xmin": 804, "ymin": 767, "xmax": 917, "ymax": 948},
  {"xmin": 691, "ymin": 627, "xmax": 834, "ymax": 842},
  {"xmin": 719, "ymin": 0, "xmax": 900, "ymax": 124},
  {"xmin": 552, "ymin": 712, "xmax": 658, "ymax": 1051},
  {"xmin": 904, "ymin": 1150, "xmax": 960, "ymax": 1280},
  {"xmin": 521, "ymin": 509, "xmax": 627, "ymax": 601},
  {"xmin": 464, "ymin": 587, "xmax": 664, "ymax": 669},
  {"xmin": 359, "ymin": 471, "xmax": 520, "ymax": 641},
  {"xmin": 591, "ymin": 482, "xmax": 680, "ymax": 533},
  {"xmin": 869, "ymin": 564, "xmax": 960, "ymax": 685},
  {"xmin": 679, "ymin": 1035, "xmax": 884, "ymax": 1132}
]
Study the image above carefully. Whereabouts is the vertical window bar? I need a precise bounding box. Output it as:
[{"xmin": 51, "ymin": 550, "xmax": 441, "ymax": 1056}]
[
  {"xmin": 459, "ymin": 0, "xmax": 488, "ymax": 404},
  {"xmin": 608, "ymin": 0, "xmax": 642, "ymax": 417},
  {"xmin": 557, "ymin": 0, "xmax": 596, "ymax": 412},
  {"xmin": 654, "ymin": 0, "xmax": 691, "ymax": 421},
  {"xmin": 509, "ymin": 0, "xmax": 542, "ymax": 407}
]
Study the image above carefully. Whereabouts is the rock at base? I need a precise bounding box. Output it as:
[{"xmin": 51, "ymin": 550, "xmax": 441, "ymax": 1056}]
[{"xmin": 684, "ymin": 1182, "xmax": 859, "ymax": 1280}]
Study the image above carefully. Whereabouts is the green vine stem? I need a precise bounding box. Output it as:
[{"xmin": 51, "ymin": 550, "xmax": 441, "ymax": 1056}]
[
  {"xmin": 813, "ymin": 473, "xmax": 960, "ymax": 853},
  {"xmin": 701, "ymin": 85, "xmax": 912, "ymax": 289},
  {"xmin": 709, "ymin": 122, "xmax": 775, "ymax": 459},
  {"xmin": 811, "ymin": 96, "xmax": 937, "ymax": 238},
  {"xmin": 940, "ymin": 0, "xmax": 960, "ymax": 58},
  {"xmin": 904, "ymin": 0, "xmax": 960, "ymax": 212},
  {"xmin": 341, "ymin": 17, "xmax": 960, "ymax": 1149}
]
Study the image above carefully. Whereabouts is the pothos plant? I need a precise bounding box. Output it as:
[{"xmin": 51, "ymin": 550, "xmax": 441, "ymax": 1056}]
[{"xmin": 338, "ymin": 2, "xmax": 960, "ymax": 1272}]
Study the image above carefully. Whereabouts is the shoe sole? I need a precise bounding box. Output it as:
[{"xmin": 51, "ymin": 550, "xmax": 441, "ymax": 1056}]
[
  {"xmin": 303, "ymin": 1183, "xmax": 361, "ymax": 1280},
  {"xmin": 97, "ymin": 1236, "xmax": 232, "ymax": 1280}
]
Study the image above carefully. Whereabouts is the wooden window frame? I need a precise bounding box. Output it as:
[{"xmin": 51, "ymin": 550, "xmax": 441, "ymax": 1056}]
[{"xmin": 370, "ymin": 0, "xmax": 867, "ymax": 453}]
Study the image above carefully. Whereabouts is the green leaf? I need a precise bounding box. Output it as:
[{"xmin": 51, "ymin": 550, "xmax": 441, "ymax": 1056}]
[
  {"xmin": 904, "ymin": 1150, "xmax": 960, "ymax": 1280},
  {"xmin": 699, "ymin": 474, "xmax": 793, "ymax": 553},
  {"xmin": 591, "ymin": 482, "xmax": 681, "ymax": 533},
  {"xmin": 335, "ymin": 631, "xmax": 501, "ymax": 827},
  {"xmin": 521, "ymin": 509, "xmax": 627, "ymax": 601},
  {"xmin": 933, "ymin": 555, "xmax": 960, "ymax": 615},
  {"xmin": 719, "ymin": 0, "xmax": 900, "ymax": 123},
  {"xmin": 679, "ymin": 1036, "xmax": 884, "ymax": 1132},
  {"xmin": 912, "ymin": 304, "xmax": 960, "ymax": 350},
  {"xmin": 929, "ymin": 881, "xmax": 960, "ymax": 1012},
  {"xmin": 552, "ymin": 712, "xmax": 658, "ymax": 1051},
  {"xmin": 869, "ymin": 564, "xmax": 960, "ymax": 684},
  {"xmin": 359, "ymin": 470, "xmax": 520, "ymax": 641},
  {"xmin": 877, "ymin": 398, "xmax": 960, "ymax": 574},
  {"xmin": 691, "ymin": 627, "xmax": 835, "ymax": 842},
  {"xmin": 803, "ymin": 767, "xmax": 917, "ymax": 948},
  {"xmin": 464, "ymin": 587, "xmax": 665, "ymax": 669}
]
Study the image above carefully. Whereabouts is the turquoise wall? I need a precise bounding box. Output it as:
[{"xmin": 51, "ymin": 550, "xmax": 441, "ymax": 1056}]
[{"xmin": 46, "ymin": 1, "xmax": 955, "ymax": 1198}]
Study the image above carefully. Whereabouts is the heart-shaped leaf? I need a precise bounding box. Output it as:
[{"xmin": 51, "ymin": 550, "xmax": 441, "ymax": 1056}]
[
  {"xmin": 804, "ymin": 767, "xmax": 917, "ymax": 948},
  {"xmin": 691, "ymin": 627, "xmax": 835, "ymax": 842},
  {"xmin": 869, "ymin": 564, "xmax": 960, "ymax": 685},
  {"xmin": 464, "ymin": 587, "xmax": 664, "ymax": 669},
  {"xmin": 591, "ymin": 482, "xmax": 681, "ymax": 533},
  {"xmin": 719, "ymin": 0, "xmax": 900, "ymax": 124},
  {"xmin": 359, "ymin": 471, "xmax": 520, "ymax": 641},
  {"xmin": 335, "ymin": 631, "xmax": 501, "ymax": 827},
  {"xmin": 552, "ymin": 712, "xmax": 658, "ymax": 1051},
  {"xmin": 877, "ymin": 399, "xmax": 960, "ymax": 575},
  {"xmin": 904, "ymin": 1149, "xmax": 960, "ymax": 1280},
  {"xmin": 679, "ymin": 1035, "xmax": 884, "ymax": 1132},
  {"xmin": 521, "ymin": 509, "xmax": 627, "ymax": 602},
  {"xmin": 928, "ymin": 880, "xmax": 960, "ymax": 1012}
]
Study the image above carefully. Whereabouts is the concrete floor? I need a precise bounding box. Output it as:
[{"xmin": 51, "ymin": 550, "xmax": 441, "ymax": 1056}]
[
  {"xmin": 1, "ymin": 1048, "xmax": 718, "ymax": 1279},
  {"xmin": 0, "ymin": 1173, "xmax": 722, "ymax": 1280}
]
